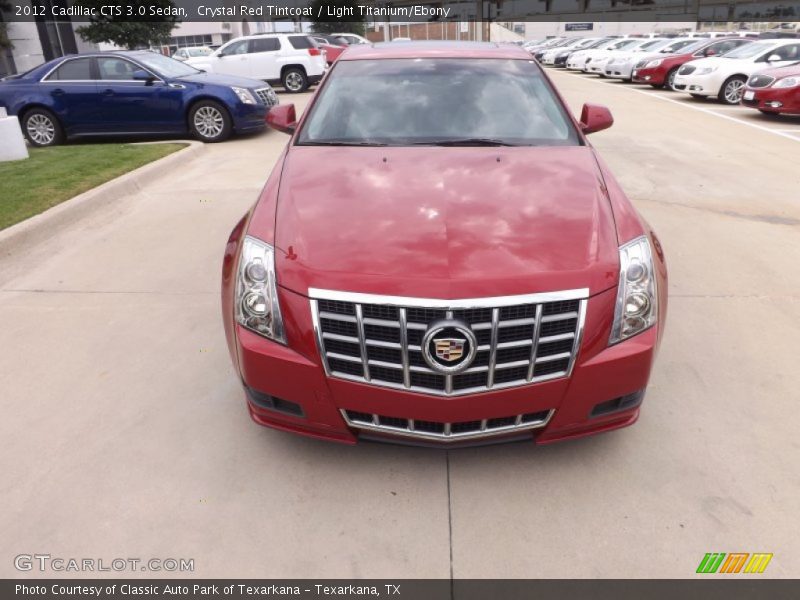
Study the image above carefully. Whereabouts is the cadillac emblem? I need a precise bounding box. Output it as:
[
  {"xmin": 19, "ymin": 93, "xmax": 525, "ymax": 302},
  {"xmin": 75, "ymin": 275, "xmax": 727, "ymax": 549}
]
[{"xmin": 422, "ymin": 321, "xmax": 477, "ymax": 374}]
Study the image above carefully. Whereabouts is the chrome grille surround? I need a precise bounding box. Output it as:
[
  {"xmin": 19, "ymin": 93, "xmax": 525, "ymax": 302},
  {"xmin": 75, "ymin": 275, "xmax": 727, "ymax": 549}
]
[
  {"xmin": 341, "ymin": 409, "xmax": 555, "ymax": 443},
  {"xmin": 255, "ymin": 87, "xmax": 278, "ymax": 106},
  {"xmin": 310, "ymin": 288, "xmax": 588, "ymax": 397}
]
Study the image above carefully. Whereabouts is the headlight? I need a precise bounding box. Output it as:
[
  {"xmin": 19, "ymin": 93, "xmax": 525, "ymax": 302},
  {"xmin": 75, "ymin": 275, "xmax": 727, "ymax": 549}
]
[
  {"xmin": 773, "ymin": 76, "xmax": 800, "ymax": 89},
  {"xmin": 609, "ymin": 236, "xmax": 658, "ymax": 345},
  {"xmin": 645, "ymin": 59, "xmax": 663, "ymax": 68},
  {"xmin": 231, "ymin": 86, "xmax": 256, "ymax": 104},
  {"xmin": 235, "ymin": 236, "xmax": 286, "ymax": 343},
  {"xmin": 695, "ymin": 66, "xmax": 718, "ymax": 75}
]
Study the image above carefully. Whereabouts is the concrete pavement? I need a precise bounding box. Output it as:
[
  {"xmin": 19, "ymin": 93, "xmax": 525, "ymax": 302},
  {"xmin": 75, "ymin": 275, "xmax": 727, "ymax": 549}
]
[{"xmin": 1, "ymin": 73, "xmax": 799, "ymax": 579}]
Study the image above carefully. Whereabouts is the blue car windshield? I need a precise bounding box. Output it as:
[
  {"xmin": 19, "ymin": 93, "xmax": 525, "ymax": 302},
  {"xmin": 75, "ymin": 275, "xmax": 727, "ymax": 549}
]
[{"xmin": 132, "ymin": 53, "xmax": 200, "ymax": 78}]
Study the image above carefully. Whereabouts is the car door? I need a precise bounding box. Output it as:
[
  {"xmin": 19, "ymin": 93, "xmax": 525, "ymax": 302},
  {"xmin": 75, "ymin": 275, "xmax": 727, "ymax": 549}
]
[
  {"xmin": 95, "ymin": 56, "xmax": 183, "ymax": 133},
  {"xmin": 246, "ymin": 37, "xmax": 281, "ymax": 80},
  {"xmin": 39, "ymin": 57, "xmax": 100, "ymax": 135},
  {"xmin": 213, "ymin": 39, "xmax": 252, "ymax": 77}
]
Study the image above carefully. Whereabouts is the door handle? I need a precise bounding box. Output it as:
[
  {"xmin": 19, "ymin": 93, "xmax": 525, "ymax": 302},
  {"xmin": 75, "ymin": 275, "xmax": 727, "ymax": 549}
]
[
  {"xmin": 103, "ymin": 89, "xmax": 115, "ymax": 96},
  {"xmin": 51, "ymin": 88, "xmax": 65, "ymax": 96}
]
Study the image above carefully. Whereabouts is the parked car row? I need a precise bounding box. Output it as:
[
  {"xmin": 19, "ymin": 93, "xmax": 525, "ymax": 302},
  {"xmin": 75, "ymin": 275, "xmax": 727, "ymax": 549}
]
[{"xmin": 535, "ymin": 34, "xmax": 800, "ymax": 114}]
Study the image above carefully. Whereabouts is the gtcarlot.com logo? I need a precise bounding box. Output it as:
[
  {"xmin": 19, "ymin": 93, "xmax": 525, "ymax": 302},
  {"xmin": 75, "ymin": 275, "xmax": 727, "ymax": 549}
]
[
  {"xmin": 696, "ymin": 552, "xmax": 773, "ymax": 574},
  {"xmin": 14, "ymin": 554, "xmax": 194, "ymax": 573}
]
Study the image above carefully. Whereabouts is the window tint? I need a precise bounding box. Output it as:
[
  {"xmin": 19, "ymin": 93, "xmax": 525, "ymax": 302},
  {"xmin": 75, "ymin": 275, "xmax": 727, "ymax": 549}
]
[
  {"xmin": 250, "ymin": 38, "xmax": 280, "ymax": 53},
  {"xmin": 49, "ymin": 58, "xmax": 93, "ymax": 80},
  {"xmin": 97, "ymin": 58, "xmax": 140, "ymax": 80},
  {"xmin": 772, "ymin": 44, "xmax": 800, "ymax": 61},
  {"xmin": 289, "ymin": 36, "xmax": 315, "ymax": 50}
]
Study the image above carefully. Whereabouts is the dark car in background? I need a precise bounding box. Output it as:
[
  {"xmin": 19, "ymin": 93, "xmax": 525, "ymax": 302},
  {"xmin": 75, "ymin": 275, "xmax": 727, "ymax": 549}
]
[{"xmin": 0, "ymin": 51, "xmax": 279, "ymax": 146}]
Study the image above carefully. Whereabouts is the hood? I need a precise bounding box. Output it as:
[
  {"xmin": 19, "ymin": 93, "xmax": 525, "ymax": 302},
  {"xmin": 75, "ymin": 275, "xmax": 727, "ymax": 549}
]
[
  {"xmin": 177, "ymin": 71, "xmax": 266, "ymax": 89},
  {"xmin": 755, "ymin": 62, "xmax": 800, "ymax": 78},
  {"xmin": 273, "ymin": 146, "xmax": 620, "ymax": 299}
]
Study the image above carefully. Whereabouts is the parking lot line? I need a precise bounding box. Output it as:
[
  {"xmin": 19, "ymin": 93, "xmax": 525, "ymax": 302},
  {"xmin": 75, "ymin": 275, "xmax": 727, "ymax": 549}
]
[{"xmin": 555, "ymin": 71, "xmax": 800, "ymax": 144}]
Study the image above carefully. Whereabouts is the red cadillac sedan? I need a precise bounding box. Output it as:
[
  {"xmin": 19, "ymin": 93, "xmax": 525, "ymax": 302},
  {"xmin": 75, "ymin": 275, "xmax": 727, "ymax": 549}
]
[
  {"xmin": 222, "ymin": 42, "xmax": 668, "ymax": 446},
  {"xmin": 632, "ymin": 37, "xmax": 751, "ymax": 90},
  {"xmin": 741, "ymin": 62, "xmax": 800, "ymax": 115}
]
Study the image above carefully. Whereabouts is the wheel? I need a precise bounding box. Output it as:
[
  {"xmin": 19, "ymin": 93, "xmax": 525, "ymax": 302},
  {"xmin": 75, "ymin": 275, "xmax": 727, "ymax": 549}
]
[
  {"xmin": 281, "ymin": 68, "xmax": 308, "ymax": 93},
  {"xmin": 22, "ymin": 108, "xmax": 64, "ymax": 147},
  {"xmin": 718, "ymin": 76, "xmax": 747, "ymax": 105},
  {"xmin": 665, "ymin": 67, "xmax": 679, "ymax": 92},
  {"xmin": 690, "ymin": 93, "xmax": 706, "ymax": 100},
  {"xmin": 188, "ymin": 100, "xmax": 232, "ymax": 143}
]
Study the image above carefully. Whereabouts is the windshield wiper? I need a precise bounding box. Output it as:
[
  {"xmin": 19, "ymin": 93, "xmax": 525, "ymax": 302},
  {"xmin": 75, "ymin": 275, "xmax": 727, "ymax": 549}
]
[
  {"xmin": 301, "ymin": 140, "xmax": 388, "ymax": 147},
  {"xmin": 411, "ymin": 138, "xmax": 519, "ymax": 147}
]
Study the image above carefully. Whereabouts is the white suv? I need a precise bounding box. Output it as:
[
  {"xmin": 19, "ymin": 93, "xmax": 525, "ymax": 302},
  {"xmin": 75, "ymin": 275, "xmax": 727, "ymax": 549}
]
[{"xmin": 186, "ymin": 33, "xmax": 327, "ymax": 93}]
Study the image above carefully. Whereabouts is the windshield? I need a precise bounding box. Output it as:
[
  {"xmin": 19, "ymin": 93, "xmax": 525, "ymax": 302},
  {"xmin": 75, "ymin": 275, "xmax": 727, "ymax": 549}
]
[
  {"xmin": 659, "ymin": 39, "xmax": 697, "ymax": 53},
  {"xmin": 677, "ymin": 40, "xmax": 708, "ymax": 54},
  {"xmin": 722, "ymin": 43, "xmax": 777, "ymax": 59},
  {"xmin": 298, "ymin": 59, "xmax": 580, "ymax": 147},
  {"xmin": 636, "ymin": 40, "xmax": 668, "ymax": 51},
  {"xmin": 134, "ymin": 52, "xmax": 201, "ymax": 77},
  {"xmin": 187, "ymin": 47, "xmax": 211, "ymax": 57},
  {"xmin": 611, "ymin": 39, "xmax": 639, "ymax": 51}
]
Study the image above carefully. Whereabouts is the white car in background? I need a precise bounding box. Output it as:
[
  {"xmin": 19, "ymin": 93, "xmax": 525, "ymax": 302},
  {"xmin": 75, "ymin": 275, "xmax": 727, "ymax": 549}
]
[
  {"xmin": 584, "ymin": 39, "xmax": 662, "ymax": 75},
  {"xmin": 540, "ymin": 37, "xmax": 590, "ymax": 65},
  {"xmin": 331, "ymin": 33, "xmax": 370, "ymax": 45},
  {"xmin": 185, "ymin": 33, "xmax": 327, "ymax": 93},
  {"xmin": 604, "ymin": 38, "xmax": 698, "ymax": 81},
  {"xmin": 673, "ymin": 39, "xmax": 800, "ymax": 104},
  {"xmin": 565, "ymin": 38, "xmax": 627, "ymax": 69}
]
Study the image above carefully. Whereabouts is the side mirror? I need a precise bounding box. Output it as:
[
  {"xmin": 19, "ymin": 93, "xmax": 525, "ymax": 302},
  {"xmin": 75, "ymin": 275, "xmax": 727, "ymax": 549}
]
[
  {"xmin": 132, "ymin": 70, "xmax": 155, "ymax": 84},
  {"xmin": 579, "ymin": 103, "xmax": 614, "ymax": 135},
  {"xmin": 766, "ymin": 54, "xmax": 782, "ymax": 62},
  {"xmin": 267, "ymin": 104, "xmax": 297, "ymax": 135}
]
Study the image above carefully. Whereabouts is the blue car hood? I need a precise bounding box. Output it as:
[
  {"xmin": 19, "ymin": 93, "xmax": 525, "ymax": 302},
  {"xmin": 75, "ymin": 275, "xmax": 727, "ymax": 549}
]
[{"xmin": 177, "ymin": 72, "xmax": 266, "ymax": 89}]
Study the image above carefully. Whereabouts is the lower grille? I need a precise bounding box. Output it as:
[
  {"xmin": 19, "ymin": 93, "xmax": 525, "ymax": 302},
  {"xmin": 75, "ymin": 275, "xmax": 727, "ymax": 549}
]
[
  {"xmin": 343, "ymin": 409, "xmax": 553, "ymax": 442},
  {"xmin": 255, "ymin": 87, "xmax": 279, "ymax": 106},
  {"xmin": 311, "ymin": 288, "xmax": 588, "ymax": 397}
]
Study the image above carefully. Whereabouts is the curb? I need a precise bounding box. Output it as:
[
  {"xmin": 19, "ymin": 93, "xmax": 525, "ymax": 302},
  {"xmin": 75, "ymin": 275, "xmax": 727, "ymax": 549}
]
[{"xmin": 0, "ymin": 140, "xmax": 207, "ymax": 259}]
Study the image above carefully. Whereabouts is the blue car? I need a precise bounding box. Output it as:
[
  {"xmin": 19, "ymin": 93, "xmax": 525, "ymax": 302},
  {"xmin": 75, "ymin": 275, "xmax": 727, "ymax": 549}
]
[{"xmin": 0, "ymin": 50, "xmax": 279, "ymax": 146}]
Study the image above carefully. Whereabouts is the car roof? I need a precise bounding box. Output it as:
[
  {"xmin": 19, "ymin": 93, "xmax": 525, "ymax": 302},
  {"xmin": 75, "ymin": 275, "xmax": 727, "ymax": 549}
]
[{"xmin": 339, "ymin": 41, "xmax": 534, "ymax": 61}]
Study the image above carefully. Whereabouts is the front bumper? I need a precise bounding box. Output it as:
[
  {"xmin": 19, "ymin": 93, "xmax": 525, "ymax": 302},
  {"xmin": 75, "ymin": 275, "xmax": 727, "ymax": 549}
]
[
  {"xmin": 587, "ymin": 61, "xmax": 610, "ymax": 74},
  {"xmin": 604, "ymin": 63, "xmax": 635, "ymax": 80},
  {"xmin": 672, "ymin": 72, "xmax": 721, "ymax": 97},
  {"xmin": 233, "ymin": 287, "xmax": 660, "ymax": 447},
  {"xmin": 230, "ymin": 102, "xmax": 268, "ymax": 133},
  {"xmin": 741, "ymin": 86, "xmax": 800, "ymax": 114},
  {"xmin": 632, "ymin": 65, "xmax": 667, "ymax": 85}
]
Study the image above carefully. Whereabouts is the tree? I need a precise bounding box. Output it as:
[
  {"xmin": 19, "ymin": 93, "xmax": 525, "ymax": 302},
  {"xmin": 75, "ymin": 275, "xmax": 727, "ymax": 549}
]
[
  {"xmin": 73, "ymin": 0, "xmax": 179, "ymax": 49},
  {"xmin": 0, "ymin": 0, "xmax": 13, "ymax": 50},
  {"xmin": 309, "ymin": 0, "xmax": 366, "ymax": 36}
]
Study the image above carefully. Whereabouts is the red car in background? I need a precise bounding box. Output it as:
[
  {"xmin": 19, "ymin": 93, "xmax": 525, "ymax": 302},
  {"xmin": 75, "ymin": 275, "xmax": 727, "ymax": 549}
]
[
  {"xmin": 633, "ymin": 37, "xmax": 752, "ymax": 90},
  {"xmin": 222, "ymin": 42, "xmax": 668, "ymax": 447},
  {"xmin": 741, "ymin": 62, "xmax": 800, "ymax": 115},
  {"xmin": 312, "ymin": 35, "xmax": 346, "ymax": 65}
]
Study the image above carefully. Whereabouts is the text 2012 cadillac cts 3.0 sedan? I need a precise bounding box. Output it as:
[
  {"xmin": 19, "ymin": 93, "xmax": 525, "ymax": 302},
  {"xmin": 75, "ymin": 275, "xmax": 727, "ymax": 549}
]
[{"xmin": 222, "ymin": 42, "xmax": 668, "ymax": 446}]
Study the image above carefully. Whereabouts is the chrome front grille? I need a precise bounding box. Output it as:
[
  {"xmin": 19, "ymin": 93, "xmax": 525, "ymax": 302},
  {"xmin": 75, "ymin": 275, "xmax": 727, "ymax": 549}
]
[
  {"xmin": 255, "ymin": 87, "xmax": 278, "ymax": 106},
  {"xmin": 747, "ymin": 74, "xmax": 775, "ymax": 89},
  {"xmin": 342, "ymin": 409, "xmax": 554, "ymax": 443},
  {"xmin": 310, "ymin": 288, "xmax": 588, "ymax": 397}
]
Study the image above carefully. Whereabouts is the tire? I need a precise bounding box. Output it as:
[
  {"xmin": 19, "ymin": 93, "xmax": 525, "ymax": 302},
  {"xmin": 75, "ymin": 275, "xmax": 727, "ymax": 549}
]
[
  {"xmin": 21, "ymin": 108, "xmax": 64, "ymax": 147},
  {"xmin": 188, "ymin": 100, "xmax": 232, "ymax": 143},
  {"xmin": 665, "ymin": 67, "xmax": 679, "ymax": 92},
  {"xmin": 718, "ymin": 75, "xmax": 747, "ymax": 105},
  {"xmin": 281, "ymin": 67, "xmax": 308, "ymax": 93}
]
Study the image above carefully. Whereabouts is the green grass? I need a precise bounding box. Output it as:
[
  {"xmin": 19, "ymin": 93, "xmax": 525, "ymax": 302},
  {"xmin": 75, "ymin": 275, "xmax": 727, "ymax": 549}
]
[{"xmin": 0, "ymin": 143, "xmax": 186, "ymax": 230}]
